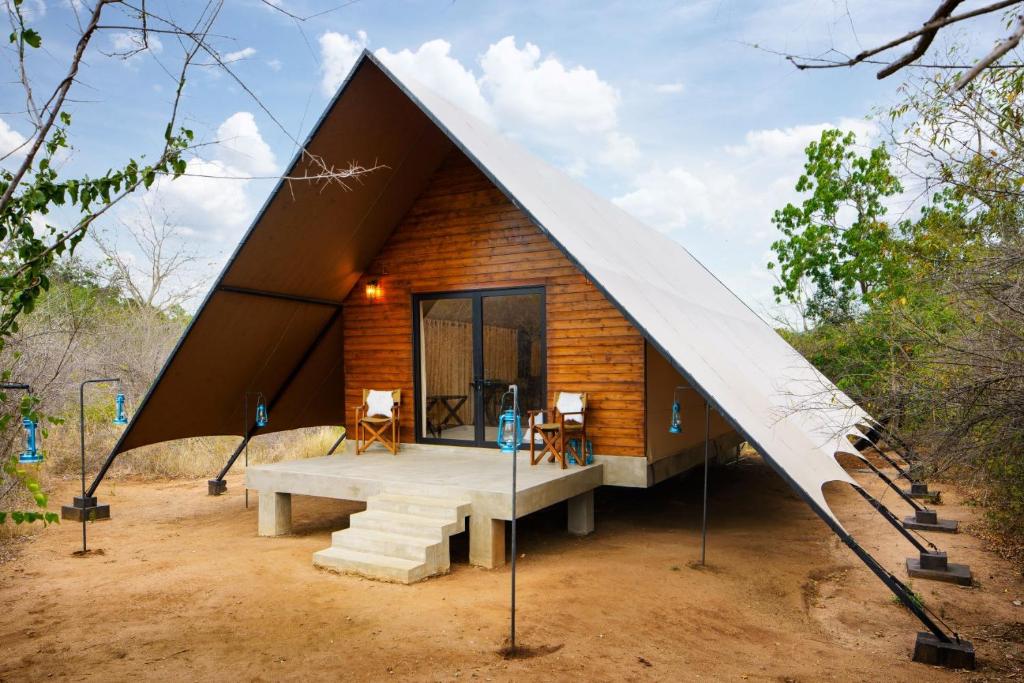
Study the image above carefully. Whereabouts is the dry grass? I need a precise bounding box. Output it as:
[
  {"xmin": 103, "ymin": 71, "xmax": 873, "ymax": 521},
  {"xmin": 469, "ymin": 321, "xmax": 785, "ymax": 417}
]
[
  {"xmin": 2, "ymin": 423, "xmax": 344, "ymax": 541},
  {"xmin": 40, "ymin": 423, "xmax": 345, "ymax": 481}
]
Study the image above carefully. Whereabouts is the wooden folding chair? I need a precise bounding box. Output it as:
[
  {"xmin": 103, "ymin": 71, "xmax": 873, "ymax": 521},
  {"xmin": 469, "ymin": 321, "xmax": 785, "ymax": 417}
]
[
  {"xmin": 355, "ymin": 389, "xmax": 401, "ymax": 455},
  {"xmin": 527, "ymin": 391, "xmax": 588, "ymax": 469}
]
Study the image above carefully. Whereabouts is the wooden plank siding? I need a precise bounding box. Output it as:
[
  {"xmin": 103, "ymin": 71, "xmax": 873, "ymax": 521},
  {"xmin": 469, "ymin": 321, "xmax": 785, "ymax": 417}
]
[{"xmin": 342, "ymin": 151, "xmax": 646, "ymax": 456}]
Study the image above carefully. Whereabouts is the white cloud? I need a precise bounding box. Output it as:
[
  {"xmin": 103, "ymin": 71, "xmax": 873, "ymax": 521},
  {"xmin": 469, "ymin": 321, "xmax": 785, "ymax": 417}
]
[
  {"xmin": 612, "ymin": 116, "xmax": 890, "ymax": 313},
  {"xmin": 225, "ymin": 47, "xmax": 257, "ymax": 62},
  {"xmin": 375, "ymin": 39, "xmax": 495, "ymax": 124},
  {"xmin": 0, "ymin": 118, "xmax": 28, "ymax": 160},
  {"xmin": 726, "ymin": 117, "xmax": 878, "ymax": 159},
  {"xmin": 359, "ymin": 33, "xmax": 629, "ymax": 175},
  {"xmin": 267, "ymin": 58, "xmax": 283, "ymax": 72},
  {"xmin": 614, "ymin": 166, "xmax": 717, "ymax": 234},
  {"xmin": 599, "ymin": 131, "xmax": 640, "ymax": 168},
  {"xmin": 18, "ymin": 0, "xmax": 45, "ymax": 20},
  {"xmin": 480, "ymin": 37, "xmax": 619, "ymax": 135},
  {"xmin": 655, "ymin": 82, "xmax": 685, "ymax": 94},
  {"xmin": 616, "ymin": 117, "xmax": 879, "ymax": 238},
  {"xmin": 319, "ymin": 30, "xmax": 368, "ymax": 96},
  {"xmin": 214, "ymin": 112, "xmax": 277, "ymax": 176},
  {"xmin": 110, "ymin": 111, "xmax": 276, "ymax": 255},
  {"xmin": 146, "ymin": 157, "xmax": 253, "ymax": 239}
]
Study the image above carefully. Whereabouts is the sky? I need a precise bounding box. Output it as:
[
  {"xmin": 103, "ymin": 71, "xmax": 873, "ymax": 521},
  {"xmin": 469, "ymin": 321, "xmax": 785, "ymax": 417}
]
[{"xmin": 0, "ymin": 0, "xmax": 1007, "ymax": 318}]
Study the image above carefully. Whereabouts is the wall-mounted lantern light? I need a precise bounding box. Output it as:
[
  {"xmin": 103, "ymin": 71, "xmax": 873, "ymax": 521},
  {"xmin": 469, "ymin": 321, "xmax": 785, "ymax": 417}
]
[{"xmin": 365, "ymin": 278, "xmax": 383, "ymax": 301}]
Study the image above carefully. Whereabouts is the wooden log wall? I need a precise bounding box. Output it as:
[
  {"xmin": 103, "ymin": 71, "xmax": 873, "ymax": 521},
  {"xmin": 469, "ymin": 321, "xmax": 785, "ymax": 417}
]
[{"xmin": 343, "ymin": 150, "xmax": 646, "ymax": 456}]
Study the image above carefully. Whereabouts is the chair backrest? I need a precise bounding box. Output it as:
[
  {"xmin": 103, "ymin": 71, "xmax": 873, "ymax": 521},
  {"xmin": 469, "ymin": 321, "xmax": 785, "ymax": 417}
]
[
  {"xmin": 363, "ymin": 389, "xmax": 401, "ymax": 406},
  {"xmin": 553, "ymin": 391, "xmax": 587, "ymax": 415}
]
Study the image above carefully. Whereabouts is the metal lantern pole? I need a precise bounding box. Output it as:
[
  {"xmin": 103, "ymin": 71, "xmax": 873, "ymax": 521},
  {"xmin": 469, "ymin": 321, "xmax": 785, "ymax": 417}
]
[
  {"xmin": 701, "ymin": 399, "xmax": 709, "ymax": 566},
  {"xmin": 509, "ymin": 383, "xmax": 519, "ymax": 651},
  {"xmin": 241, "ymin": 391, "xmax": 267, "ymax": 509},
  {"xmin": 244, "ymin": 393, "xmax": 249, "ymax": 509},
  {"xmin": 80, "ymin": 378, "xmax": 120, "ymax": 554},
  {"xmin": 670, "ymin": 385, "xmax": 712, "ymax": 566}
]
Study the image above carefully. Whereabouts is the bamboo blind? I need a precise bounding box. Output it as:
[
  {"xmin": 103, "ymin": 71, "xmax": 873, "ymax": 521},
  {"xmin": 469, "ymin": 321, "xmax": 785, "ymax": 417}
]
[{"xmin": 423, "ymin": 318, "xmax": 519, "ymax": 423}]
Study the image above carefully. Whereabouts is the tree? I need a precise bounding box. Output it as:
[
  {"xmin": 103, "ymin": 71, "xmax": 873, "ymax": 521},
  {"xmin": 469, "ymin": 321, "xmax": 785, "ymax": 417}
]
[
  {"xmin": 92, "ymin": 203, "xmax": 213, "ymax": 313},
  {"xmin": 768, "ymin": 129, "xmax": 906, "ymax": 324},
  {"xmin": 0, "ymin": 0, "xmax": 377, "ymax": 526}
]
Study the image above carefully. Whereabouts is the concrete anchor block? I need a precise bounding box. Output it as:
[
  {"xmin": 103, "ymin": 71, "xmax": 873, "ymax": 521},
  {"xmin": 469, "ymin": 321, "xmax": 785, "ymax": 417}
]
[
  {"xmin": 912, "ymin": 632, "xmax": 975, "ymax": 670},
  {"xmin": 60, "ymin": 495, "xmax": 111, "ymax": 523},
  {"xmin": 906, "ymin": 482, "xmax": 941, "ymax": 504},
  {"xmin": 906, "ymin": 552, "xmax": 972, "ymax": 586},
  {"xmin": 902, "ymin": 508, "xmax": 959, "ymax": 533}
]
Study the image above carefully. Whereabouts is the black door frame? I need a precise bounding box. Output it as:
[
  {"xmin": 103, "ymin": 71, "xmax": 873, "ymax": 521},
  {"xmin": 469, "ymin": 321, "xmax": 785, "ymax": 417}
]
[{"xmin": 412, "ymin": 286, "xmax": 546, "ymax": 448}]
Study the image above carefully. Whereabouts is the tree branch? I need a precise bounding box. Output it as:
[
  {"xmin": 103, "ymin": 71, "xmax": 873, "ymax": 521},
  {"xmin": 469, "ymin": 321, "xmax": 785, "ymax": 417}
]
[
  {"xmin": 956, "ymin": 14, "xmax": 1024, "ymax": 90},
  {"xmin": 780, "ymin": 0, "xmax": 1023, "ymax": 79},
  {"xmin": 0, "ymin": 0, "xmax": 111, "ymax": 214}
]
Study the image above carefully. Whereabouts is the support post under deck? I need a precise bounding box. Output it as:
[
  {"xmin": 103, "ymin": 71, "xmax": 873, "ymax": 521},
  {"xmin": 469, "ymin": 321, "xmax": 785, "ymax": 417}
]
[
  {"xmin": 258, "ymin": 491, "xmax": 292, "ymax": 536},
  {"xmin": 470, "ymin": 515, "xmax": 505, "ymax": 569}
]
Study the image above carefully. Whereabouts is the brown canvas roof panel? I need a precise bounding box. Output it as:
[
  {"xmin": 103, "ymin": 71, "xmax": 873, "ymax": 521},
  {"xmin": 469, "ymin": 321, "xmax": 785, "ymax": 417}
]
[{"xmin": 113, "ymin": 59, "xmax": 453, "ymax": 453}]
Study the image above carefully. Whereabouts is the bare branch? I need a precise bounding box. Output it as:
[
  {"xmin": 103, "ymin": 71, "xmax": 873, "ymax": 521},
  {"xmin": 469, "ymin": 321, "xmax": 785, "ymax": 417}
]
[
  {"xmin": 877, "ymin": 0, "xmax": 964, "ymax": 79},
  {"xmin": 776, "ymin": 0, "xmax": 1023, "ymax": 79},
  {"xmin": 0, "ymin": 0, "xmax": 111, "ymax": 214},
  {"xmin": 956, "ymin": 14, "xmax": 1024, "ymax": 89}
]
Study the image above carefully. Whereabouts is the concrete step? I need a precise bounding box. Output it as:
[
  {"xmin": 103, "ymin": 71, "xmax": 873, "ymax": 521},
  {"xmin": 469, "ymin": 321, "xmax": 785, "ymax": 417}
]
[
  {"xmin": 331, "ymin": 527, "xmax": 445, "ymax": 566},
  {"xmin": 315, "ymin": 493, "xmax": 473, "ymax": 584},
  {"xmin": 313, "ymin": 546, "xmax": 430, "ymax": 584},
  {"xmin": 349, "ymin": 509, "xmax": 463, "ymax": 540},
  {"xmin": 369, "ymin": 493, "xmax": 471, "ymax": 526}
]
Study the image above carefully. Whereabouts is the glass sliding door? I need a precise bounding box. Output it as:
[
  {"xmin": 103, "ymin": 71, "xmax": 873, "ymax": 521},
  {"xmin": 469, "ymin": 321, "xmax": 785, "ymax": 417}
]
[
  {"xmin": 418, "ymin": 295, "xmax": 476, "ymax": 443},
  {"xmin": 481, "ymin": 292, "xmax": 544, "ymax": 443},
  {"xmin": 414, "ymin": 287, "xmax": 545, "ymax": 447}
]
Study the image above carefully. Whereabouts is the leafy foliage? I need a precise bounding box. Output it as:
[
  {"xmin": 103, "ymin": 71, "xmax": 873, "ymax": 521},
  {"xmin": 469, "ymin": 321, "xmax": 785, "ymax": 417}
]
[
  {"xmin": 0, "ymin": 13, "xmax": 192, "ymax": 526},
  {"xmin": 769, "ymin": 129, "xmax": 906, "ymax": 324},
  {"xmin": 774, "ymin": 59, "xmax": 1024, "ymax": 536}
]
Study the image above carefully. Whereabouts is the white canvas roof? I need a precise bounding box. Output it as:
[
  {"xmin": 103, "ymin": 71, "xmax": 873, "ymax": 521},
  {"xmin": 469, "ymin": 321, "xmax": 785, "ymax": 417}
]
[{"xmin": 372, "ymin": 53, "xmax": 872, "ymax": 529}]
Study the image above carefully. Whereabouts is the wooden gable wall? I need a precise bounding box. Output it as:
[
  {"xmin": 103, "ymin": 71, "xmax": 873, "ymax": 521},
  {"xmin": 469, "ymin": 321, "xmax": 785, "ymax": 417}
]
[{"xmin": 342, "ymin": 150, "xmax": 646, "ymax": 457}]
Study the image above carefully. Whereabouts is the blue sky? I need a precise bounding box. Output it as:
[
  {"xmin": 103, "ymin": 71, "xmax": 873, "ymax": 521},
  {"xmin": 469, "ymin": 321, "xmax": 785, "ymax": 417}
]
[{"xmin": 0, "ymin": 0, "xmax": 1005, "ymax": 316}]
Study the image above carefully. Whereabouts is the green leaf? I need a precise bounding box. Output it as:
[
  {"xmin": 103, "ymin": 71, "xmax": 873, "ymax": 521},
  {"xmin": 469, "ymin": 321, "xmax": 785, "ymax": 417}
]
[{"xmin": 21, "ymin": 28, "xmax": 41, "ymax": 49}]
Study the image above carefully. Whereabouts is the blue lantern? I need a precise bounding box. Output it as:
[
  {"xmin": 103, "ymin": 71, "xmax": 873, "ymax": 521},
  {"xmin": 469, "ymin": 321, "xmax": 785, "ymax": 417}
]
[
  {"xmin": 496, "ymin": 408, "xmax": 521, "ymax": 454},
  {"xmin": 113, "ymin": 392, "xmax": 129, "ymax": 425},
  {"xmin": 669, "ymin": 399, "xmax": 682, "ymax": 434},
  {"xmin": 18, "ymin": 417, "xmax": 43, "ymax": 464},
  {"xmin": 255, "ymin": 400, "xmax": 268, "ymax": 428}
]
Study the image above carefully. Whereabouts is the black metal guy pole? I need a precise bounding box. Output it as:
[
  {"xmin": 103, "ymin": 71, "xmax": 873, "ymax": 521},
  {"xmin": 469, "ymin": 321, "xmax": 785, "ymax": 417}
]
[
  {"xmin": 510, "ymin": 383, "xmax": 519, "ymax": 651},
  {"xmin": 855, "ymin": 429, "xmax": 916, "ymax": 482},
  {"xmin": 854, "ymin": 487, "xmax": 934, "ymax": 554},
  {"xmin": 327, "ymin": 428, "xmax": 347, "ymax": 455},
  {"xmin": 80, "ymin": 378, "xmax": 120, "ymax": 554},
  {"xmin": 244, "ymin": 392, "xmax": 250, "ymax": 509},
  {"xmin": 854, "ymin": 451, "xmax": 926, "ymax": 512},
  {"xmin": 701, "ymin": 399, "xmax": 709, "ymax": 566}
]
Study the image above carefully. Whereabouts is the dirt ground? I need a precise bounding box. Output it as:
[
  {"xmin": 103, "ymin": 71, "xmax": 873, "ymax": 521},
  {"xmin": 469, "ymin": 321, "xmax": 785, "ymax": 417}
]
[{"xmin": 2, "ymin": 455, "xmax": 1023, "ymax": 682}]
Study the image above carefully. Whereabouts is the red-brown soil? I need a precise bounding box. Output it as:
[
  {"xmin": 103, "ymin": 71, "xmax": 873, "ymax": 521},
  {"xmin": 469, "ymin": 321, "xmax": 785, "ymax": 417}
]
[{"xmin": 2, "ymin": 456, "xmax": 1023, "ymax": 681}]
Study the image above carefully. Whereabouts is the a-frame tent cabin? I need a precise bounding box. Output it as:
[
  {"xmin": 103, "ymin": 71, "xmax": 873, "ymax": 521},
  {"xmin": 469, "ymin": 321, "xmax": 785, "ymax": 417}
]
[{"xmin": 75, "ymin": 51, "xmax": 969, "ymax": 661}]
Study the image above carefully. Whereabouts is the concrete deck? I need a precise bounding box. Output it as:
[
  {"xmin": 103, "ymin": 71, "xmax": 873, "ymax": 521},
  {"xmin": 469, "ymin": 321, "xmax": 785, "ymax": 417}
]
[{"xmin": 245, "ymin": 443, "xmax": 603, "ymax": 569}]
